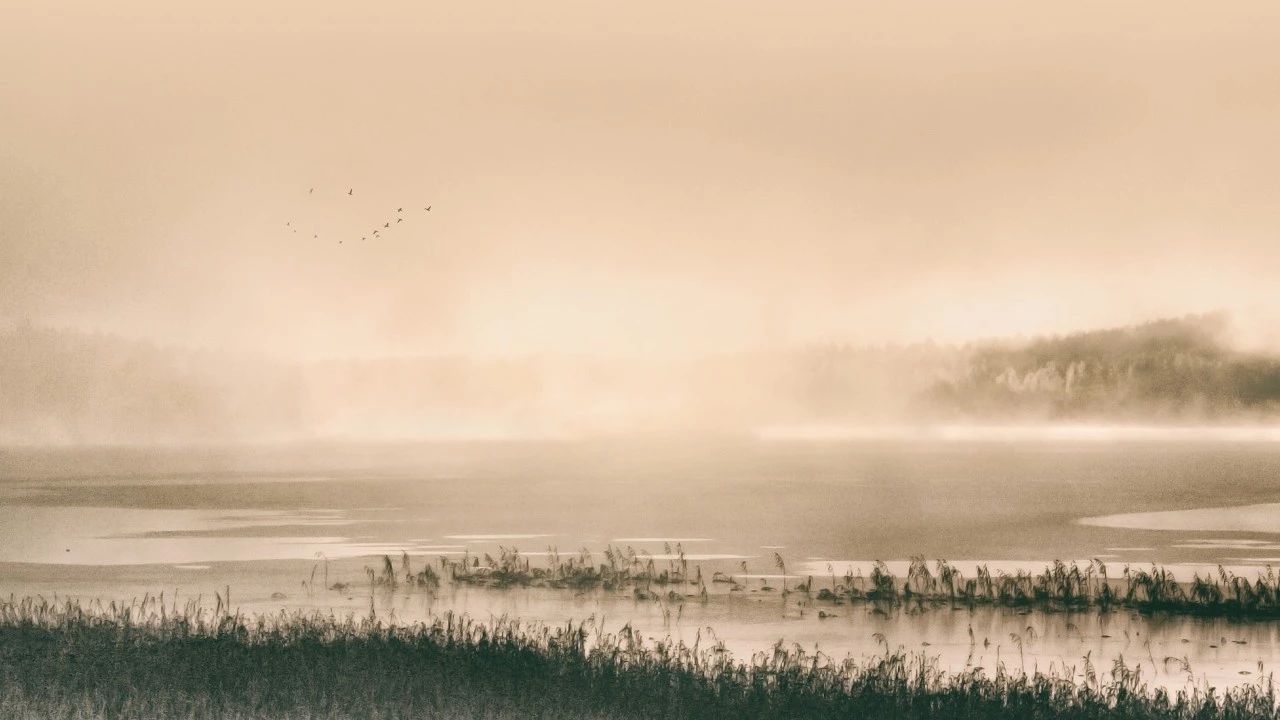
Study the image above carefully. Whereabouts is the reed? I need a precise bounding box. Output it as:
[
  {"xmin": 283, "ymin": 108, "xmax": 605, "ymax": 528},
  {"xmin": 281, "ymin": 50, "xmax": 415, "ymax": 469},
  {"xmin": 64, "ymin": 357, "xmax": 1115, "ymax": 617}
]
[
  {"xmin": 2, "ymin": 595, "xmax": 1278, "ymax": 719},
  {"xmin": 436, "ymin": 544, "xmax": 702, "ymax": 597},
  {"xmin": 813, "ymin": 558, "xmax": 1280, "ymax": 618},
  {"xmin": 383, "ymin": 549, "xmax": 1280, "ymax": 618}
]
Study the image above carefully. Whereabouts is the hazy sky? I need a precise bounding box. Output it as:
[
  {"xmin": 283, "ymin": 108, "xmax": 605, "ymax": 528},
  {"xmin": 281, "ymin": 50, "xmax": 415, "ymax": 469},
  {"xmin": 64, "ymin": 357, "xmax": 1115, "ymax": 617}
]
[{"xmin": 4, "ymin": 0, "xmax": 1280, "ymax": 358}]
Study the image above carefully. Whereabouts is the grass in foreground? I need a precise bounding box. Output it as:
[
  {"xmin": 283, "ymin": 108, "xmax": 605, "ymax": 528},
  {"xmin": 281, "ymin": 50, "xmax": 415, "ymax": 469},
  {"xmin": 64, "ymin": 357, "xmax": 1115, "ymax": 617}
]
[{"xmin": 2, "ymin": 595, "xmax": 1278, "ymax": 719}]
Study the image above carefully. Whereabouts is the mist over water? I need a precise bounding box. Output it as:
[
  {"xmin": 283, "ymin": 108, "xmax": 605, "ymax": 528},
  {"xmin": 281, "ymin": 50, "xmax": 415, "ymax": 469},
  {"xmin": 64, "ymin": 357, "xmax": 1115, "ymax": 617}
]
[
  {"xmin": 6, "ymin": 313, "xmax": 1280, "ymax": 445},
  {"xmin": 6, "ymin": 438, "xmax": 1280, "ymax": 692},
  {"xmin": 6, "ymin": 0, "xmax": 1280, "ymax": 708}
]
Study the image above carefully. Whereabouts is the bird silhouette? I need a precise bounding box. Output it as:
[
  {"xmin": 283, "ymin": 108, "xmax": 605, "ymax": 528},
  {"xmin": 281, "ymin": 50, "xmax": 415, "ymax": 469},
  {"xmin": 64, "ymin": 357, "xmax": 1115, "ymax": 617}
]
[
  {"xmin": 396, "ymin": 207, "xmax": 403, "ymax": 212},
  {"xmin": 286, "ymin": 221, "xmax": 291, "ymax": 227},
  {"xmin": 347, "ymin": 188, "xmax": 353, "ymax": 196},
  {"xmin": 309, "ymin": 188, "xmax": 314, "ymax": 194},
  {"xmin": 424, "ymin": 206, "xmax": 431, "ymax": 211},
  {"xmin": 396, "ymin": 218, "xmax": 403, "ymax": 223},
  {"xmin": 383, "ymin": 222, "xmax": 390, "ymax": 228}
]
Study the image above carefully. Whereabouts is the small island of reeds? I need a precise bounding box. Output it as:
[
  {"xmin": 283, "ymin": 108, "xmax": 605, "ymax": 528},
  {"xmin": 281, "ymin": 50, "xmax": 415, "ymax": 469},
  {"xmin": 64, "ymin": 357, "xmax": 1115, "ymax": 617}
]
[{"xmin": 373, "ymin": 545, "xmax": 1280, "ymax": 619}]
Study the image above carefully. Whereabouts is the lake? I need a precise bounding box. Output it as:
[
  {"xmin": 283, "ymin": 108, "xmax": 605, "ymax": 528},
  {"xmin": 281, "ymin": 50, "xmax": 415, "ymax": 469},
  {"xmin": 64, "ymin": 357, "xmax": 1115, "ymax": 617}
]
[{"xmin": 4, "ymin": 435, "xmax": 1280, "ymax": 691}]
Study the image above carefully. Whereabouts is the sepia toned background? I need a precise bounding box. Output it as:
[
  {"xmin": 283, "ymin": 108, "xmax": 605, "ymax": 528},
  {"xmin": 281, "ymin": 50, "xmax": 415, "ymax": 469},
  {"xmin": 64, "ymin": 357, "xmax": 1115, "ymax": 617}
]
[{"xmin": 4, "ymin": 1, "xmax": 1280, "ymax": 442}]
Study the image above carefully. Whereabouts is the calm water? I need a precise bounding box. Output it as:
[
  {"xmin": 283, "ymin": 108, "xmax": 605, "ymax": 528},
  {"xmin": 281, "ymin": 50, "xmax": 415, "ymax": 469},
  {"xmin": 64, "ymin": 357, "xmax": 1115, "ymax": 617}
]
[{"xmin": 4, "ymin": 437, "xmax": 1280, "ymax": 691}]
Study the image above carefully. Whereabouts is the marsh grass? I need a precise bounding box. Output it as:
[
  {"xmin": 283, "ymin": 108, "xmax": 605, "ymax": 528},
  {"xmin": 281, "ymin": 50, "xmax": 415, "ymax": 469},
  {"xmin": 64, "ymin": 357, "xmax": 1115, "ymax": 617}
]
[
  {"xmin": 2, "ymin": 595, "xmax": 1279, "ymax": 719},
  {"xmin": 432, "ymin": 544, "xmax": 708, "ymax": 600},
  {"xmin": 812, "ymin": 557, "xmax": 1280, "ymax": 618},
  {"xmin": 400, "ymin": 546, "xmax": 1280, "ymax": 618}
]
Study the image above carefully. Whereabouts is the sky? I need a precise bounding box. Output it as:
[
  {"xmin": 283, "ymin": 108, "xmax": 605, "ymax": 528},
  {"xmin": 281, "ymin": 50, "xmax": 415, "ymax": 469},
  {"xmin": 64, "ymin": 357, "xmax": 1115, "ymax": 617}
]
[{"xmin": 3, "ymin": 0, "xmax": 1280, "ymax": 359}]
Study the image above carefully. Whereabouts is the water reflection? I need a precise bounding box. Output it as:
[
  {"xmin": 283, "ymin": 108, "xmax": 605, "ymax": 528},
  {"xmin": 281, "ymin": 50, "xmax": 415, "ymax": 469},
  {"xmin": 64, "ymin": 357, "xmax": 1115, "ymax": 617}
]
[
  {"xmin": 7, "ymin": 439, "xmax": 1280, "ymax": 694},
  {"xmin": 222, "ymin": 581, "xmax": 1280, "ymax": 695}
]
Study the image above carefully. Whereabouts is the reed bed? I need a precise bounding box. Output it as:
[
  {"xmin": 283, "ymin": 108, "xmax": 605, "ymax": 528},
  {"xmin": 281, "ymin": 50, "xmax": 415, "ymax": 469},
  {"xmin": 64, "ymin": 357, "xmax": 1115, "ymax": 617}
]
[
  {"xmin": 2, "ymin": 594, "xmax": 1279, "ymax": 719},
  {"xmin": 813, "ymin": 558, "xmax": 1280, "ymax": 618},
  {"xmin": 381, "ymin": 548, "xmax": 1280, "ymax": 619},
  {"xmin": 428, "ymin": 545, "xmax": 707, "ymax": 602}
]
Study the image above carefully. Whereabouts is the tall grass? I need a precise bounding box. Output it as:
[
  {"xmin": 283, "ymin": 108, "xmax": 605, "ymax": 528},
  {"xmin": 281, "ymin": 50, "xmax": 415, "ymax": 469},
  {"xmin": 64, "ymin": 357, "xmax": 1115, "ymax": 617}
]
[{"xmin": 2, "ymin": 595, "xmax": 1278, "ymax": 719}]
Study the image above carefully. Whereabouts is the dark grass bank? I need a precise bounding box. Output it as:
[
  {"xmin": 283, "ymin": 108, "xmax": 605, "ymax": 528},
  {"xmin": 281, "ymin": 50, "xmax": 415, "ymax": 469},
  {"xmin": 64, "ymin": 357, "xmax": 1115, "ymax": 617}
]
[{"xmin": 2, "ymin": 597, "xmax": 1279, "ymax": 719}]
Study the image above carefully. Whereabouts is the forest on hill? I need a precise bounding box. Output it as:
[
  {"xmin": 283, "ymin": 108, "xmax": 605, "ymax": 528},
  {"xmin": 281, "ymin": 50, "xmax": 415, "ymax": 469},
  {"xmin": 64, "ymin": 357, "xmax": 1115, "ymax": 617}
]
[{"xmin": 924, "ymin": 314, "xmax": 1280, "ymax": 420}]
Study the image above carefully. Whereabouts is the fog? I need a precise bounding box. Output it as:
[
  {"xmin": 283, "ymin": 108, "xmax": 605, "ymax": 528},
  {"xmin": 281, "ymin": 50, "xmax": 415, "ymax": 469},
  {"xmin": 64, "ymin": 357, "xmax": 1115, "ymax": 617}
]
[{"xmin": 4, "ymin": 1, "xmax": 1280, "ymax": 442}]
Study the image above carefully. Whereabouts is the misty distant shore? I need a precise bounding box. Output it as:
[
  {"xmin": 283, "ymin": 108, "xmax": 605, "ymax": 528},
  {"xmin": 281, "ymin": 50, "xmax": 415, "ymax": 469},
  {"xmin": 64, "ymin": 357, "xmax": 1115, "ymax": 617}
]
[
  {"xmin": 5, "ymin": 313, "xmax": 1280, "ymax": 445},
  {"xmin": 756, "ymin": 422, "xmax": 1280, "ymax": 443}
]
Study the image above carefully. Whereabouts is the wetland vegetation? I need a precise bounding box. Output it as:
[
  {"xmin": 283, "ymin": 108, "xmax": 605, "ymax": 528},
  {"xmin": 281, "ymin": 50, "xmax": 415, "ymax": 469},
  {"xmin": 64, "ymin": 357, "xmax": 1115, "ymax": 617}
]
[
  {"xmin": 3, "ymin": 595, "xmax": 1280, "ymax": 720},
  {"xmin": 368, "ymin": 547, "xmax": 1280, "ymax": 620}
]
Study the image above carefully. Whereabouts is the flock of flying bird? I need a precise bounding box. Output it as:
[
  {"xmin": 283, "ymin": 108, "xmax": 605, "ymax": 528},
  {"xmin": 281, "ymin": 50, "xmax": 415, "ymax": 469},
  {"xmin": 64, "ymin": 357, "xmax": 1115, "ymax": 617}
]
[{"xmin": 284, "ymin": 187, "xmax": 432, "ymax": 245}]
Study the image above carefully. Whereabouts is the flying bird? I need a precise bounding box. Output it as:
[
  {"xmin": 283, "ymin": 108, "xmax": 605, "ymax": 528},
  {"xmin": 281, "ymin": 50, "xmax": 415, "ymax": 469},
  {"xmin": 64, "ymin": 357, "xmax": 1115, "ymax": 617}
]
[
  {"xmin": 347, "ymin": 188, "xmax": 353, "ymax": 196},
  {"xmin": 424, "ymin": 206, "xmax": 431, "ymax": 211},
  {"xmin": 383, "ymin": 222, "xmax": 390, "ymax": 228},
  {"xmin": 396, "ymin": 207, "xmax": 403, "ymax": 212},
  {"xmin": 309, "ymin": 188, "xmax": 314, "ymax": 194},
  {"xmin": 396, "ymin": 218, "xmax": 403, "ymax": 223}
]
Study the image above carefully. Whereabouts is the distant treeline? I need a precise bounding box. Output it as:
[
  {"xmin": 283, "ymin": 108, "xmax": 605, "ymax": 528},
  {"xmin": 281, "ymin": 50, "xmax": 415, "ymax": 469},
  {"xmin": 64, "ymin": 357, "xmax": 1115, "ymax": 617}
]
[
  {"xmin": 3, "ymin": 314, "xmax": 1279, "ymax": 444},
  {"xmin": 0, "ymin": 323, "xmax": 305, "ymax": 444},
  {"xmin": 925, "ymin": 314, "xmax": 1280, "ymax": 420}
]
